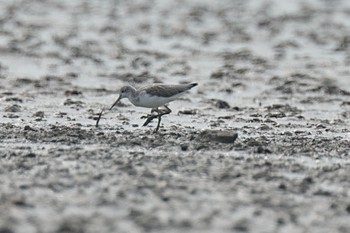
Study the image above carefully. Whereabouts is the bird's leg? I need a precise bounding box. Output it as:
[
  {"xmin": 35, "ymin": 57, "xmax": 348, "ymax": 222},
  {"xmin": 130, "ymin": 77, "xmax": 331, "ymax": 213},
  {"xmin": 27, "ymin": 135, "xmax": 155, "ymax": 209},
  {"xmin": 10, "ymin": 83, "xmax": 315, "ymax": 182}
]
[
  {"xmin": 154, "ymin": 106, "xmax": 172, "ymax": 132},
  {"xmin": 161, "ymin": 105, "xmax": 172, "ymax": 115},
  {"xmin": 155, "ymin": 112, "xmax": 162, "ymax": 132},
  {"xmin": 142, "ymin": 106, "xmax": 172, "ymax": 132},
  {"xmin": 141, "ymin": 108, "xmax": 158, "ymax": 119},
  {"xmin": 142, "ymin": 108, "xmax": 159, "ymax": 127}
]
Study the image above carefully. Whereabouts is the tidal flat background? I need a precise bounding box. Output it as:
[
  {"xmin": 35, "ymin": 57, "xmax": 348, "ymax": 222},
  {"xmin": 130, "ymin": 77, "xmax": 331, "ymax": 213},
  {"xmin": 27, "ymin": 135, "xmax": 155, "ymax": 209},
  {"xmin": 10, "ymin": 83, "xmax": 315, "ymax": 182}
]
[{"xmin": 0, "ymin": 0, "xmax": 350, "ymax": 232}]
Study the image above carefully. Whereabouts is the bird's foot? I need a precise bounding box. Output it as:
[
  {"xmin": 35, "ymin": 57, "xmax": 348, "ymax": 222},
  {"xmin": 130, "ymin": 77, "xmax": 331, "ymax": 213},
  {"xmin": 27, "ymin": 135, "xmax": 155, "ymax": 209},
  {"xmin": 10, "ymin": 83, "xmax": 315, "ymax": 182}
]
[
  {"xmin": 141, "ymin": 106, "xmax": 171, "ymax": 131},
  {"xmin": 142, "ymin": 114, "xmax": 159, "ymax": 127},
  {"xmin": 140, "ymin": 112, "xmax": 157, "ymax": 119}
]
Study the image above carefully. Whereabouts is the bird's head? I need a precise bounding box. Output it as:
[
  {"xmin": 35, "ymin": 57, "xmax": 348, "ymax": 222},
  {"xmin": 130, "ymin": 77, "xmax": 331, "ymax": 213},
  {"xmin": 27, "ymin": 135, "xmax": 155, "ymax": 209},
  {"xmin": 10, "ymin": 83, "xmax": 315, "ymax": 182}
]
[{"xmin": 109, "ymin": 85, "xmax": 135, "ymax": 110}]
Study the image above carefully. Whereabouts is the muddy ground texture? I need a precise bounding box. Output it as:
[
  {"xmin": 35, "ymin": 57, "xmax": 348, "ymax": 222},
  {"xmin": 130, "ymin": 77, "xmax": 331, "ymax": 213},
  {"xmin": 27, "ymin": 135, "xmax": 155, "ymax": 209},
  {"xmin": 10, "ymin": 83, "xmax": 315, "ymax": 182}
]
[{"xmin": 1, "ymin": 0, "xmax": 350, "ymax": 233}]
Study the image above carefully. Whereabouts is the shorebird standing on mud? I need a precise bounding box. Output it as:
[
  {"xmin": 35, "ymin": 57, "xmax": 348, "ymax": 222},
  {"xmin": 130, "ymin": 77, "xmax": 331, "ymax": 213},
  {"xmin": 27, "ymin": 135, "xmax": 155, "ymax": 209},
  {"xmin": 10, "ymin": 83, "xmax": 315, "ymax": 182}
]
[{"xmin": 96, "ymin": 82, "xmax": 198, "ymax": 132}]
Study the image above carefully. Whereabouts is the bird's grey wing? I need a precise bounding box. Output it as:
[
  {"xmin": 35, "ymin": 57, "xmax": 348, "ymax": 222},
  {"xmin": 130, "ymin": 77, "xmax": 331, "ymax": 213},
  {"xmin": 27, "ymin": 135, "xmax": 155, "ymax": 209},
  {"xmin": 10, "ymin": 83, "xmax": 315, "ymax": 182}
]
[{"xmin": 142, "ymin": 84, "xmax": 193, "ymax": 98}]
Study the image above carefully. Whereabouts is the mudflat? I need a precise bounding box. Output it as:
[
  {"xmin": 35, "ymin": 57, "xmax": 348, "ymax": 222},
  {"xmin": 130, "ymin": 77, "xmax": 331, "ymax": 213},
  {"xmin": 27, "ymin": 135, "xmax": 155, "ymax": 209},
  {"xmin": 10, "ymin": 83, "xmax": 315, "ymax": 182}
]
[{"xmin": 0, "ymin": 1, "xmax": 350, "ymax": 233}]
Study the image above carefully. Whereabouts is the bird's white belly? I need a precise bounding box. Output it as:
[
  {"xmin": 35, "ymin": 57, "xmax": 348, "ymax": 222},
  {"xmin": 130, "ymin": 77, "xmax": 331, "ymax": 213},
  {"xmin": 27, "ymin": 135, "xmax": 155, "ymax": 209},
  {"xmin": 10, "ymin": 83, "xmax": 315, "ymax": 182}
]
[{"xmin": 131, "ymin": 92, "xmax": 183, "ymax": 108}]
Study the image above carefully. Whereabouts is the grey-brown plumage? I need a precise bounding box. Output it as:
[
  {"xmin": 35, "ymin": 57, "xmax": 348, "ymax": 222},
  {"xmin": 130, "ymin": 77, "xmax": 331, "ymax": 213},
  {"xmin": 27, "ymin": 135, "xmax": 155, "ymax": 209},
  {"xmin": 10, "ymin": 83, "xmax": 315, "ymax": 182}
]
[
  {"xmin": 141, "ymin": 83, "xmax": 198, "ymax": 98},
  {"xmin": 109, "ymin": 82, "xmax": 198, "ymax": 109},
  {"xmin": 96, "ymin": 82, "xmax": 198, "ymax": 132}
]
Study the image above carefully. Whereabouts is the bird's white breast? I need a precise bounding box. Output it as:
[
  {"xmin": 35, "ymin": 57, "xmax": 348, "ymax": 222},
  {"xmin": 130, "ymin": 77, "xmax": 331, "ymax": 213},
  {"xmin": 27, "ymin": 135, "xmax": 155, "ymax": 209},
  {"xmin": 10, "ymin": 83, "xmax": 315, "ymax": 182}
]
[{"xmin": 130, "ymin": 91, "xmax": 184, "ymax": 108}]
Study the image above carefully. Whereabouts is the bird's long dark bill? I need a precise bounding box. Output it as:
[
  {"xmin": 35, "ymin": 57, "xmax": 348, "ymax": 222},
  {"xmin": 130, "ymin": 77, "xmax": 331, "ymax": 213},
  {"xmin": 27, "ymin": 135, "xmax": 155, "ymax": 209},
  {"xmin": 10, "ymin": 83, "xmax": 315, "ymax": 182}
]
[
  {"xmin": 95, "ymin": 109, "xmax": 104, "ymax": 127},
  {"xmin": 109, "ymin": 95, "xmax": 121, "ymax": 110}
]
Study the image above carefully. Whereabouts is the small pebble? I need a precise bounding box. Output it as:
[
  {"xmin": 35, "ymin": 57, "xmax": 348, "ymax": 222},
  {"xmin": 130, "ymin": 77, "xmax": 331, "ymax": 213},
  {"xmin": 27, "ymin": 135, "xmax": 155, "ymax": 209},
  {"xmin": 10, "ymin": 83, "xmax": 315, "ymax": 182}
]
[
  {"xmin": 178, "ymin": 109, "xmax": 197, "ymax": 115},
  {"xmin": 199, "ymin": 130, "xmax": 238, "ymax": 143},
  {"xmin": 24, "ymin": 125, "xmax": 37, "ymax": 131},
  {"xmin": 180, "ymin": 143, "xmax": 189, "ymax": 151},
  {"xmin": 5, "ymin": 104, "xmax": 21, "ymax": 112},
  {"xmin": 215, "ymin": 99, "xmax": 230, "ymax": 109}
]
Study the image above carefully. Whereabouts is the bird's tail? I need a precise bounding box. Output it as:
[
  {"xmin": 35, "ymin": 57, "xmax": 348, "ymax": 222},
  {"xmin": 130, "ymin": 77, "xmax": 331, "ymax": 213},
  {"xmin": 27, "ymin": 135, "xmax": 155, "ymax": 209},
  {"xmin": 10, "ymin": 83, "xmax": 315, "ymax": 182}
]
[{"xmin": 189, "ymin": 82, "xmax": 198, "ymax": 89}]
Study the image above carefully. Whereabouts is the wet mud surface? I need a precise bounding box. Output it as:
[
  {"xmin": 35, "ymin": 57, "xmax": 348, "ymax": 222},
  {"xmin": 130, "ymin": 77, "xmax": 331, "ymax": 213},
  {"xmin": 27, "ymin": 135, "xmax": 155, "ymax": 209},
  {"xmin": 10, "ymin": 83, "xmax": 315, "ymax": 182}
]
[{"xmin": 1, "ymin": 0, "xmax": 350, "ymax": 232}]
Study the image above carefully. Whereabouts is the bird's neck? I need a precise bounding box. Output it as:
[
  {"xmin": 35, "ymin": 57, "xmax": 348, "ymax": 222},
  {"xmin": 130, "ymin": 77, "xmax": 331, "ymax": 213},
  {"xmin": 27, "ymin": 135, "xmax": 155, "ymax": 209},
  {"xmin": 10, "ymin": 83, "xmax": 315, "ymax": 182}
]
[{"xmin": 127, "ymin": 87, "xmax": 139, "ymax": 102}]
